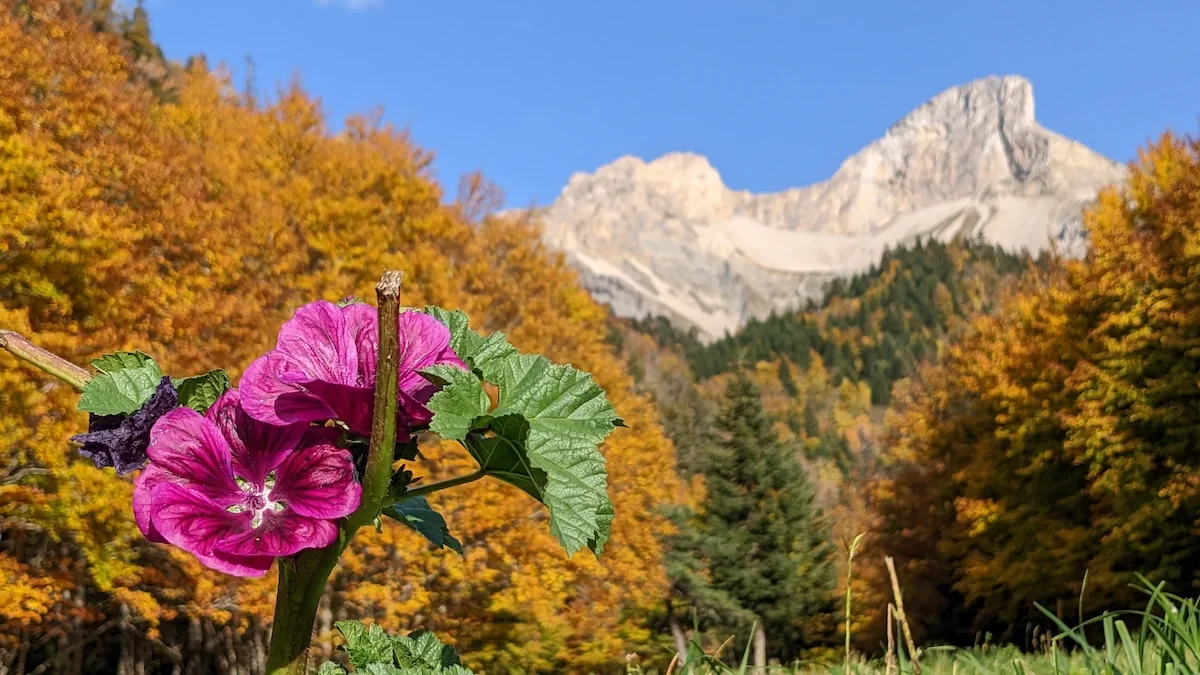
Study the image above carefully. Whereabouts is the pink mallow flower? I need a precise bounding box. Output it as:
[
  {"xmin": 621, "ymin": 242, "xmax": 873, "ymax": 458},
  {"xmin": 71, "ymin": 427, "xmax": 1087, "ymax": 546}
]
[
  {"xmin": 134, "ymin": 388, "xmax": 361, "ymax": 577},
  {"xmin": 239, "ymin": 300, "xmax": 467, "ymax": 436}
]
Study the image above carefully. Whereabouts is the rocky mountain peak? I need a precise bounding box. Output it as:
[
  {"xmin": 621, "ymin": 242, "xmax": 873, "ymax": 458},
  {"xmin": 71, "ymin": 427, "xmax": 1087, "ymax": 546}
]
[
  {"xmin": 535, "ymin": 75, "xmax": 1126, "ymax": 341},
  {"xmin": 891, "ymin": 75, "xmax": 1035, "ymax": 136}
]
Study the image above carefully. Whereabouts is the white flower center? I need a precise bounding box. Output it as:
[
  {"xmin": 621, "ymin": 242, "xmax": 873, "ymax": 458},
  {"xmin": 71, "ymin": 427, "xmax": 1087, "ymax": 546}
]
[{"xmin": 227, "ymin": 471, "xmax": 286, "ymax": 528}]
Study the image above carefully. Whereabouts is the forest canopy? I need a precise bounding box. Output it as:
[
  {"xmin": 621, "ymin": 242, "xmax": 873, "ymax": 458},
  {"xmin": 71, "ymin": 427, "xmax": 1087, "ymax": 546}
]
[{"xmin": 0, "ymin": 2, "xmax": 682, "ymax": 672}]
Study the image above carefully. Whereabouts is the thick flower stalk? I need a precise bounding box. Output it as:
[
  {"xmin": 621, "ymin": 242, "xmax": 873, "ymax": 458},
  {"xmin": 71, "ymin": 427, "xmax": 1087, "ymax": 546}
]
[
  {"xmin": 134, "ymin": 388, "xmax": 361, "ymax": 576},
  {"xmin": 264, "ymin": 272, "xmax": 408, "ymax": 675},
  {"xmin": 240, "ymin": 299, "xmax": 466, "ymax": 436}
]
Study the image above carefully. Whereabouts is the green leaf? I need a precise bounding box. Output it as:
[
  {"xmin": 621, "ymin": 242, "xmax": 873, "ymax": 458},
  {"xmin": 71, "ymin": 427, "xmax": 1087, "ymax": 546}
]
[
  {"xmin": 90, "ymin": 351, "xmax": 156, "ymax": 373},
  {"xmin": 588, "ymin": 496, "xmax": 615, "ymax": 556},
  {"xmin": 361, "ymin": 665, "xmax": 405, "ymax": 675},
  {"xmin": 394, "ymin": 435, "xmax": 421, "ymax": 461},
  {"xmin": 335, "ymin": 620, "xmax": 394, "ymax": 668},
  {"xmin": 327, "ymin": 623, "xmax": 474, "ymax": 674},
  {"xmin": 77, "ymin": 355, "xmax": 164, "ymax": 416},
  {"xmin": 394, "ymin": 630, "xmax": 471, "ymax": 673},
  {"xmin": 483, "ymin": 353, "xmax": 620, "ymax": 556},
  {"xmin": 420, "ymin": 364, "xmax": 490, "ymax": 441},
  {"xmin": 422, "ymin": 307, "xmax": 516, "ymax": 383},
  {"xmin": 393, "ymin": 631, "xmax": 444, "ymax": 669},
  {"xmin": 173, "ymin": 369, "xmax": 231, "ymax": 414},
  {"xmin": 463, "ymin": 420, "xmax": 547, "ymax": 503},
  {"xmin": 423, "ymin": 306, "xmax": 620, "ymax": 556},
  {"xmin": 382, "ymin": 496, "xmax": 463, "ymax": 554}
]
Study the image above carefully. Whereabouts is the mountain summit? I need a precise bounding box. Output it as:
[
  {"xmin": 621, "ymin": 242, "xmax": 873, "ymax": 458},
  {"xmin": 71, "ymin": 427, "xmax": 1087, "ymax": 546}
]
[{"xmin": 536, "ymin": 75, "xmax": 1125, "ymax": 341}]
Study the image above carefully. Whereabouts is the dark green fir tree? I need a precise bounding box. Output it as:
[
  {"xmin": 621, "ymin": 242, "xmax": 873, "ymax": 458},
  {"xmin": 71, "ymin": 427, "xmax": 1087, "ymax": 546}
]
[{"xmin": 700, "ymin": 372, "xmax": 835, "ymax": 664}]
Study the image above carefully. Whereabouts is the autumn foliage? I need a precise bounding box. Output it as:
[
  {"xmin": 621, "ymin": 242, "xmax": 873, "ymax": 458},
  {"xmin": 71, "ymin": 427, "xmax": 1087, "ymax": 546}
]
[
  {"xmin": 0, "ymin": 2, "xmax": 681, "ymax": 672},
  {"xmin": 876, "ymin": 133, "xmax": 1200, "ymax": 643}
]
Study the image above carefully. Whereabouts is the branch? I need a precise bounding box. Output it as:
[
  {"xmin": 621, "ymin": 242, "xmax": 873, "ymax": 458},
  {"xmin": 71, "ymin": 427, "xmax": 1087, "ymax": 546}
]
[
  {"xmin": 0, "ymin": 330, "xmax": 92, "ymax": 391},
  {"xmin": 1, "ymin": 466, "xmax": 49, "ymax": 486},
  {"xmin": 349, "ymin": 270, "xmax": 403, "ymax": 530},
  {"xmin": 398, "ymin": 469, "xmax": 485, "ymax": 502}
]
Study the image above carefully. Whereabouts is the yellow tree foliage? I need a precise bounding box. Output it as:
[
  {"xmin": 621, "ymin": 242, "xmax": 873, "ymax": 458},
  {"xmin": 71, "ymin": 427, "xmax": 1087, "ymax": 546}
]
[
  {"xmin": 0, "ymin": 3, "xmax": 681, "ymax": 671},
  {"xmin": 876, "ymin": 132, "xmax": 1200, "ymax": 644}
]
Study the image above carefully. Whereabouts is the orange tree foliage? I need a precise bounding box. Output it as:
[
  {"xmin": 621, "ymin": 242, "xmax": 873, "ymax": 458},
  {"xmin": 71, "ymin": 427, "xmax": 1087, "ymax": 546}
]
[
  {"xmin": 0, "ymin": 2, "xmax": 682, "ymax": 671},
  {"xmin": 875, "ymin": 133, "xmax": 1200, "ymax": 644}
]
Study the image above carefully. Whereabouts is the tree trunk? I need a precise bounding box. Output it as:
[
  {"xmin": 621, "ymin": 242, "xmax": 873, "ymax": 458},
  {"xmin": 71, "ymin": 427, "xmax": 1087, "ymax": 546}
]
[
  {"xmin": 318, "ymin": 592, "xmax": 334, "ymax": 660},
  {"xmin": 753, "ymin": 625, "xmax": 767, "ymax": 675},
  {"xmin": 668, "ymin": 615, "xmax": 688, "ymax": 664}
]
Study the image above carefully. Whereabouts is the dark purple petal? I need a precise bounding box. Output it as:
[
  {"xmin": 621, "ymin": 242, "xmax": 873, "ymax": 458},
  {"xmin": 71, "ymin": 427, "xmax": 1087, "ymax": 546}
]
[
  {"xmin": 240, "ymin": 350, "xmax": 338, "ymax": 427},
  {"xmin": 218, "ymin": 511, "xmax": 338, "ymax": 558},
  {"xmin": 270, "ymin": 441, "xmax": 361, "ymax": 520},
  {"xmin": 207, "ymin": 389, "xmax": 305, "ymax": 486},
  {"xmin": 72, "ymin": 376, "xmax": 177, "ymax": 475},
  {"xmin": 146, "ymin": 407, "xmax": 240, "ymax": 500}
]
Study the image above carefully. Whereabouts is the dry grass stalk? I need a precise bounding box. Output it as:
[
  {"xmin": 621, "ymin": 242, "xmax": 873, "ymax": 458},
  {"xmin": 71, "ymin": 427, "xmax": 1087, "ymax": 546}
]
[
  {"xmin": 885, "ymin": 556, "xmax": 922, "ymax": 675},
  {"xmin": 885, "ymin": 604, "xmax": 897, "ymax": 675}
]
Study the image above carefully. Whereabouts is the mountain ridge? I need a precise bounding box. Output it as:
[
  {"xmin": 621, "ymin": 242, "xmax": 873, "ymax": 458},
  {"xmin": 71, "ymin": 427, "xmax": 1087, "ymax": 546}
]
[{"xmin": 534, "ymin": 75, "xmax": 1125, "ymax": 341}]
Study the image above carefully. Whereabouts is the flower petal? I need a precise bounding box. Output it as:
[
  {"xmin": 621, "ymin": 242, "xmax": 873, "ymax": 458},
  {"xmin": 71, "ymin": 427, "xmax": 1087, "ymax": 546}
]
[
  {"xmin": 276, "ymin": 300, "xmax": 358, "ymax": 385},
  {"xmin": 296, "ymin": 379, "xmax": 375, "ymax": 437},
  {"xmin": 240, "ymin": 350, "xmax": 338, "ymax": 427},
  {"xmin": 343, "ymin": 302, "xmax": 378, "ymax": 386},
  {"xmin": 199, "ymin": 550, "xmax": 276, "ymax": 578},
  {"xmin": 207, "ymin": 388, "xmax": 305, "ymax": 486},
  {"xmin": 218, "ymin": 511, "xmax": 338, "ymax": 559},
  {"xmin": 149, "ymin": 482, "xmax": 274, "ymax": 576},
  {"xmin": 132, "ymin": 464, "xmax": 171, "ymax": 543},
  {"xmin": 394, "ymin": 311, "xmax": 468, "ymax": 425},
  {"xmin": 396, "ymin": 311, "xmax": 463, "ymax": 383},
  {"xmin": 270, "ymin": 441, "xmax": 361, "ymax": 519},
  {"xmin": 398, "ymin": 387, "xmax": 437, "ymax": 426},
  {"xmin": 146, "ymin": 408, "xmax": 240, "ymax": 499}
]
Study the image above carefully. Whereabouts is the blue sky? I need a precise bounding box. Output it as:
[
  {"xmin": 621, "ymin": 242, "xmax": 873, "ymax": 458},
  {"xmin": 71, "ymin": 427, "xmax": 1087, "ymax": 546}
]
[{"xmin": 146, "ymin": 1, "xmax": 1200, "ymax": 208}]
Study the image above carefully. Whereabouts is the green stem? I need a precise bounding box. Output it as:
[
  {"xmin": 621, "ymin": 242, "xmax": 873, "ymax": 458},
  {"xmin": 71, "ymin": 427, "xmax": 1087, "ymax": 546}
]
[
  {"xmin": 347, "ymin": 270, "xmax": 404, "ymax": 531},
  {"xmin": 264, "ymin": 271, "xmax": 404, "ymax": 675},
  {"xmin": 0, "ymin": 330, "xmax": 92, "ymax": 391},
  {"xmin": 400, "ymin": 469, "xmax": 486, "ymax": 501},
  {"xmin": 844, "ymin": 533, "xmax": 864, "ymax": 675},
  {"xmin": 264, "ymin": 538, "xmax": 347, "ymax": 674}
]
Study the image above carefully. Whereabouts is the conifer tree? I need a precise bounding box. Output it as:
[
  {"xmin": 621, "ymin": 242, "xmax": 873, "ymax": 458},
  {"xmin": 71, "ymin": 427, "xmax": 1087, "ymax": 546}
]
[{"xmin": 700, "ymin": 372, "xmax": 835, "ymax": 663}]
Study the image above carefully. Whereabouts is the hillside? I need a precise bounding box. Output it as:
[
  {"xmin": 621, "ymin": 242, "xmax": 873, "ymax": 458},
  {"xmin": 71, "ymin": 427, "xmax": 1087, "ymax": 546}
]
[{"xmin": 628, "ymin": 236, "xmax": 1039, "ymax": 404}]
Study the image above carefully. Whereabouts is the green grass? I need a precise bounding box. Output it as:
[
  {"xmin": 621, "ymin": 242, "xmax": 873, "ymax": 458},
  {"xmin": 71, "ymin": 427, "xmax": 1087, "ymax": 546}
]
[{"xmin": 627, "ymin": 576, "xmax": 1200, "ymax": 675}]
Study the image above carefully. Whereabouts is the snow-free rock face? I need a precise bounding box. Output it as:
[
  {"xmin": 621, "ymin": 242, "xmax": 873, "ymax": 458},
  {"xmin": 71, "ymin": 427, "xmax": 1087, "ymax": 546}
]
[{"xmin": 536, "ymin": 75, "xmax": 1126, "ymax": 341}]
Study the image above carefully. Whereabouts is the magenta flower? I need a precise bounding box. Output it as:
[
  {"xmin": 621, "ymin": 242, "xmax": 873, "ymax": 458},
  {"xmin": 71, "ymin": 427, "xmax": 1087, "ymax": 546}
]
[
  {"xmin": 134, "ymin": 388, "xmax": 360, "ymax": 577},
  {"xmin": 240, "ymin": 300, "xmax": 466, "ymax": 436}
]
